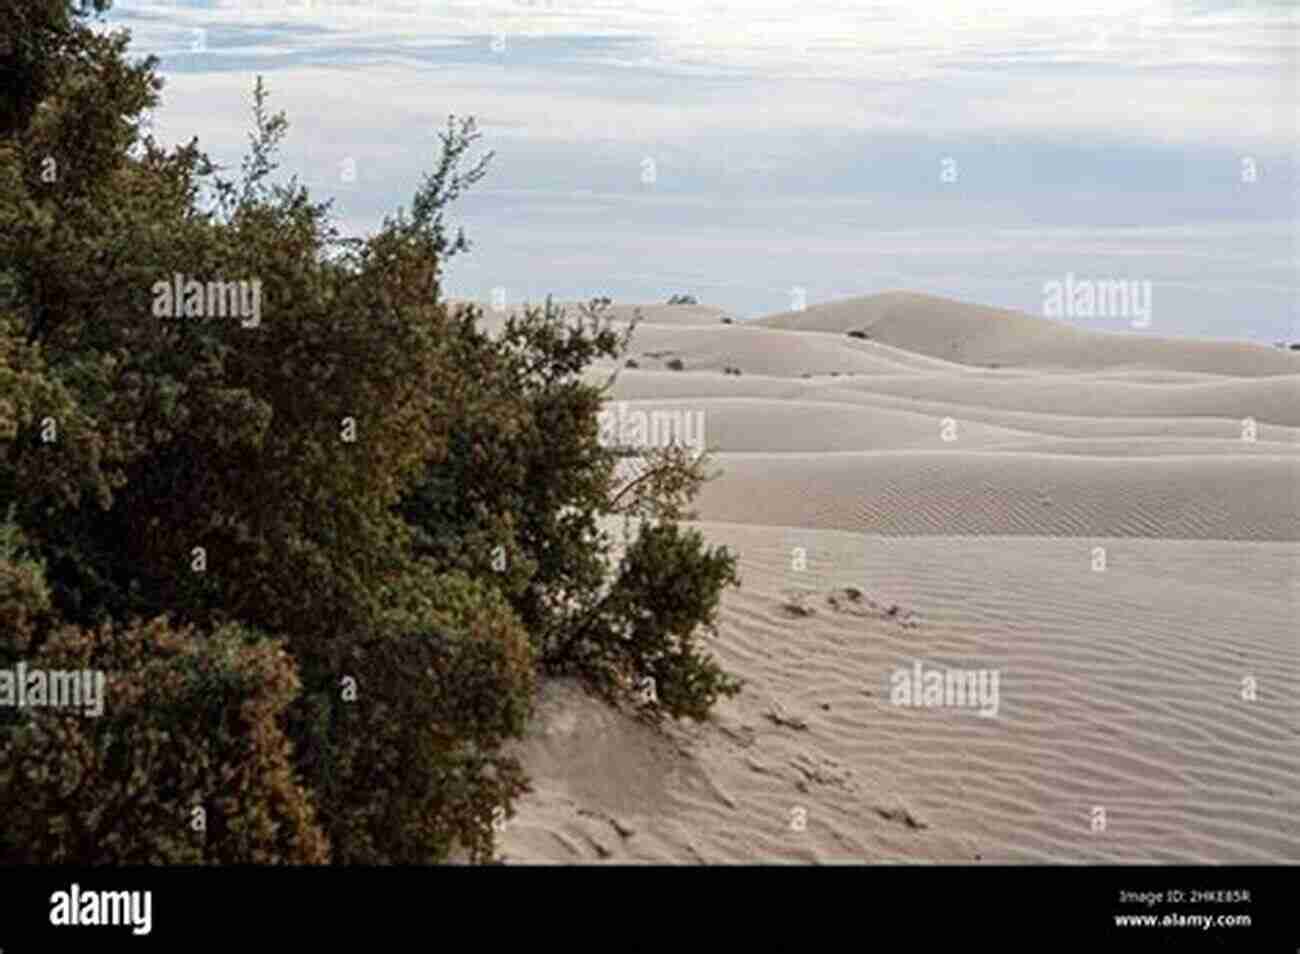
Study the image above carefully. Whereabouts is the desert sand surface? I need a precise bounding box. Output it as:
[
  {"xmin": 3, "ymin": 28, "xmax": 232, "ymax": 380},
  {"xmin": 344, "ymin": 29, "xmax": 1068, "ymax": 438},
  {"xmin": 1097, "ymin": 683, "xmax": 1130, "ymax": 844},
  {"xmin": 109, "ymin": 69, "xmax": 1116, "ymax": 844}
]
[{"xmin": 488, "ymin": 293, "xmax": 1300, "ymax": 863}]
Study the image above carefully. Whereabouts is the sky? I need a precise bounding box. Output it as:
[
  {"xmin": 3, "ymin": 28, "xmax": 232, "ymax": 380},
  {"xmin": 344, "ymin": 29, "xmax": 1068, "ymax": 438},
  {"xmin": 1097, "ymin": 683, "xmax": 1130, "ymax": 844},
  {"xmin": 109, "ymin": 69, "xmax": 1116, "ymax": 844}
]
[{"xmin": 101, "ymin": 0, "xmax": 1298, "ymax": 342}]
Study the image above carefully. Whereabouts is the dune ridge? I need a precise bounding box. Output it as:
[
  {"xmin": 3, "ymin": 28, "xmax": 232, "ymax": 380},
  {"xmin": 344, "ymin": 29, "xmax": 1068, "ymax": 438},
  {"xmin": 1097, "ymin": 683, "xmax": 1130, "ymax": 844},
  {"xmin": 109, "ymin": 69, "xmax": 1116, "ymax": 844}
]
[{"xmin": 753, "ymin": 291, "xmax": 1300, "ymax": 376}]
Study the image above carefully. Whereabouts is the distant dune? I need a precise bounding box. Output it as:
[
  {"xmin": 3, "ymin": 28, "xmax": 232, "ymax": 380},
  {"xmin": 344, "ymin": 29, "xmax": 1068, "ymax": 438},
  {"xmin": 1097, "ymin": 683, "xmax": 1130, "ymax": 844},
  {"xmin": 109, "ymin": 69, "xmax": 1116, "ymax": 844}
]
[
  {"xmin": 486, "ymin": 292, "xmax": 1300, "ymax": 864},
  {"xmin": 754, "ymin": 291, "xmax": 1300, "ymax": 376}
]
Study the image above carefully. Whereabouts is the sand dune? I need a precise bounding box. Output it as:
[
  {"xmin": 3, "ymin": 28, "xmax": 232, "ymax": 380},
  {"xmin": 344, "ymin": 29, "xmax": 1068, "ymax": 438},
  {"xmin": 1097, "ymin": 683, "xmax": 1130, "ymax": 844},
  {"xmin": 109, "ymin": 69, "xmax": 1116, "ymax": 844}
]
[
  {"xmin": 497, "ymin": 292, "xmax": 1300, "ymax": 864},
  {"xmin": 503, "ymin": 529, "xmax": 1298, "ymax": 864},
  {"xmin": 692, "ymin": 452, "xmax": 1300, "ymax": 541},
  {"xmin": 621, "ymin": 323, "xmax": 969, "ymax": 376},
  {"xmin": 595, "ymin": 398, "xmax": 1035, "ymax": 452},
  {"xmin": 595, "ymin": 372, "xmax": 1300, "ymax": 444},
  {"xmin": 799, "ymin": 373, "xmax": 1300, "ymax": 428},
  {"xmin": 754, "ymin": 291, "xmax": 1300, "ymax": 376}
]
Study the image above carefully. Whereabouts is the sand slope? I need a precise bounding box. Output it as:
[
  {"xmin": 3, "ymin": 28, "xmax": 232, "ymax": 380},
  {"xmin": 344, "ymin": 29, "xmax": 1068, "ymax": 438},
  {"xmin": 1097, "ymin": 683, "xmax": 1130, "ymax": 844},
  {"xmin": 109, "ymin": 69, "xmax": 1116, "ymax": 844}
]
[
  {"xmin": 753, "ymin": 291, "xmax": 1300, "ymax": 376},
  {"xmin": 495, "ymin": 292, "xmax": 1300, "ymax": 864}
]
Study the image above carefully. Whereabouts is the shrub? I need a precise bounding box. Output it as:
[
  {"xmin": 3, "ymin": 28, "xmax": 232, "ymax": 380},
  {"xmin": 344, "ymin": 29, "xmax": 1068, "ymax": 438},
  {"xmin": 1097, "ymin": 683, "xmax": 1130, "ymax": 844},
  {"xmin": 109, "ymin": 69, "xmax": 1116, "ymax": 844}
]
[
  {"xmin": 1, "ymin": 51, "xmax": 529, "ymax": 861},
  {"xmin": 549, "ymin": 522, "xmax": 741, "ymax": 721},
  {"xmin": 307, "ymin": 567, "xmax": 534, "ymax": 864},
  {"xmin": 847, "ymin": 329, "xmax": 870, "ymax": 340},
  {"xmin": 666, "ymin": 358, "xmax": 685, "ymax": 371},
  {"xmin": 667, "ymin": 294, "xmax": 698, "ymax": 305},
  {"xmin": 625, "ymin": 359, "xmax": 639, "ymax": 369},
  {"xmin": 398, "ymin": 301, "xmax": 742, "ymax": 723},
  {"xmin": 0, "ymin": 609, "xmax": 331, "ymax": 864}
]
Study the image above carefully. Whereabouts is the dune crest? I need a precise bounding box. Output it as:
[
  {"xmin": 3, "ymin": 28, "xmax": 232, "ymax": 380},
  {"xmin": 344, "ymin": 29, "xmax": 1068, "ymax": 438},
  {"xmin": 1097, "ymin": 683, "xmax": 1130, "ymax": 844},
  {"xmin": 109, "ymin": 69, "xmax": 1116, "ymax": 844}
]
[{"xmin": 753, "ymin": 291, "xmax": 1300, "ymax": 376}]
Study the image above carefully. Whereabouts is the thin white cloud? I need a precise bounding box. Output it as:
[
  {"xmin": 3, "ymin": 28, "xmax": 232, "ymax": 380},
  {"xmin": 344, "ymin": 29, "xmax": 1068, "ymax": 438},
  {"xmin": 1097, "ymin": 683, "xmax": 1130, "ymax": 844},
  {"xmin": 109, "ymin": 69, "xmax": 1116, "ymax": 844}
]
[{"xmin": 112, "ymin": 0, "xmax": 1295, "ymax": 148}]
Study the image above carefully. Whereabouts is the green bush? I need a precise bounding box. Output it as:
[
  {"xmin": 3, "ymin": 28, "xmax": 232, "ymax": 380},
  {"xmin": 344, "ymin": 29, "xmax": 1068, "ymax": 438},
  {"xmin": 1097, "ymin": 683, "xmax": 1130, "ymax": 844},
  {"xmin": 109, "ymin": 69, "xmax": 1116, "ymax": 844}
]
[
  {"xmin": 551, "ymin": 521, "xmax": 741, "ymax": 720},
  {"xmin": 399, "ymin": 302, "xmax": 742, "ymax": 723},
  {"xmin": 304, "ymin": 566, "xmax": 535, "ymax": 864},
  {"xmin": 0, "ymin": 609, "xmax": 331, "ymax": 864}
]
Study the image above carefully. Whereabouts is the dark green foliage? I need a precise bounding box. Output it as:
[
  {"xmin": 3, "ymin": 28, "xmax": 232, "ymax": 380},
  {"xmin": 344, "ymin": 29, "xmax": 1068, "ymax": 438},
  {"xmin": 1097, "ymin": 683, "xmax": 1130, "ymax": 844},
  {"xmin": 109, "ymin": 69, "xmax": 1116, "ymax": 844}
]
[
  {"xmin": 0, "ymin": 1, "xmax": 124, "ymax": 140},
  {"xmin": 0, "ymin": 527, "xmax": 330, "ymax": 864},
  {"xmin": 0, "ymin": 616, "xmax": 333, "ymax": 864},
  {"xmin": 397, "ymin": 298, "xmax": 742, "ymax": 721},
  {"xmin": 550, "ymin": 521, "xmax": 742, "ymax": 721},
  {"xmin": 0, "ymin": 509, "xmax": 54, "ymax": 658},
  {"xmin": 667, "ymin": 294, "xmax": 697, "ymax": 305},
  {"xmin": 307, "ymin": 566, "xmax": 534, "ymax": 864}
]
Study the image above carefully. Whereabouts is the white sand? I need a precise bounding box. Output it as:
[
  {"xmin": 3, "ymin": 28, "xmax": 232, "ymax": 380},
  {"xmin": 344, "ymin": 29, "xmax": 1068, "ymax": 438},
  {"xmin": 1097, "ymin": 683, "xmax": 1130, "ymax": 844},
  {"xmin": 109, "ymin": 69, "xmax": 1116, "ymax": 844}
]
[{"xmin": 493, "ymin": 292, "xmax": 1300, "ymax": 863}]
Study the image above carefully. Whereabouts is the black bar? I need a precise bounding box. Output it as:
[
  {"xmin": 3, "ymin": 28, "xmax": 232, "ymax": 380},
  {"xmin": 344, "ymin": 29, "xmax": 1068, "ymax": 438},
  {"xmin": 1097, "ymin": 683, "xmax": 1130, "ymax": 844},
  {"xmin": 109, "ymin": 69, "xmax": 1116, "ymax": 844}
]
[{"xmin": 0, "ymin": 865, "xmax": 1292, "ymax": 950}]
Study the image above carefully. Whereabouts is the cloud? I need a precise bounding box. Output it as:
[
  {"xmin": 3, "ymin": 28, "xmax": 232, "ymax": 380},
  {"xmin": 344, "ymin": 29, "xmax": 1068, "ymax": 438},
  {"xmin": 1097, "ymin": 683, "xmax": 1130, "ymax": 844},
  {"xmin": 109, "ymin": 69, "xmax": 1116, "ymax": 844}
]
[{"xmin": 105, "ymin": 0, "xmax": 1299, "ymax": 337}]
